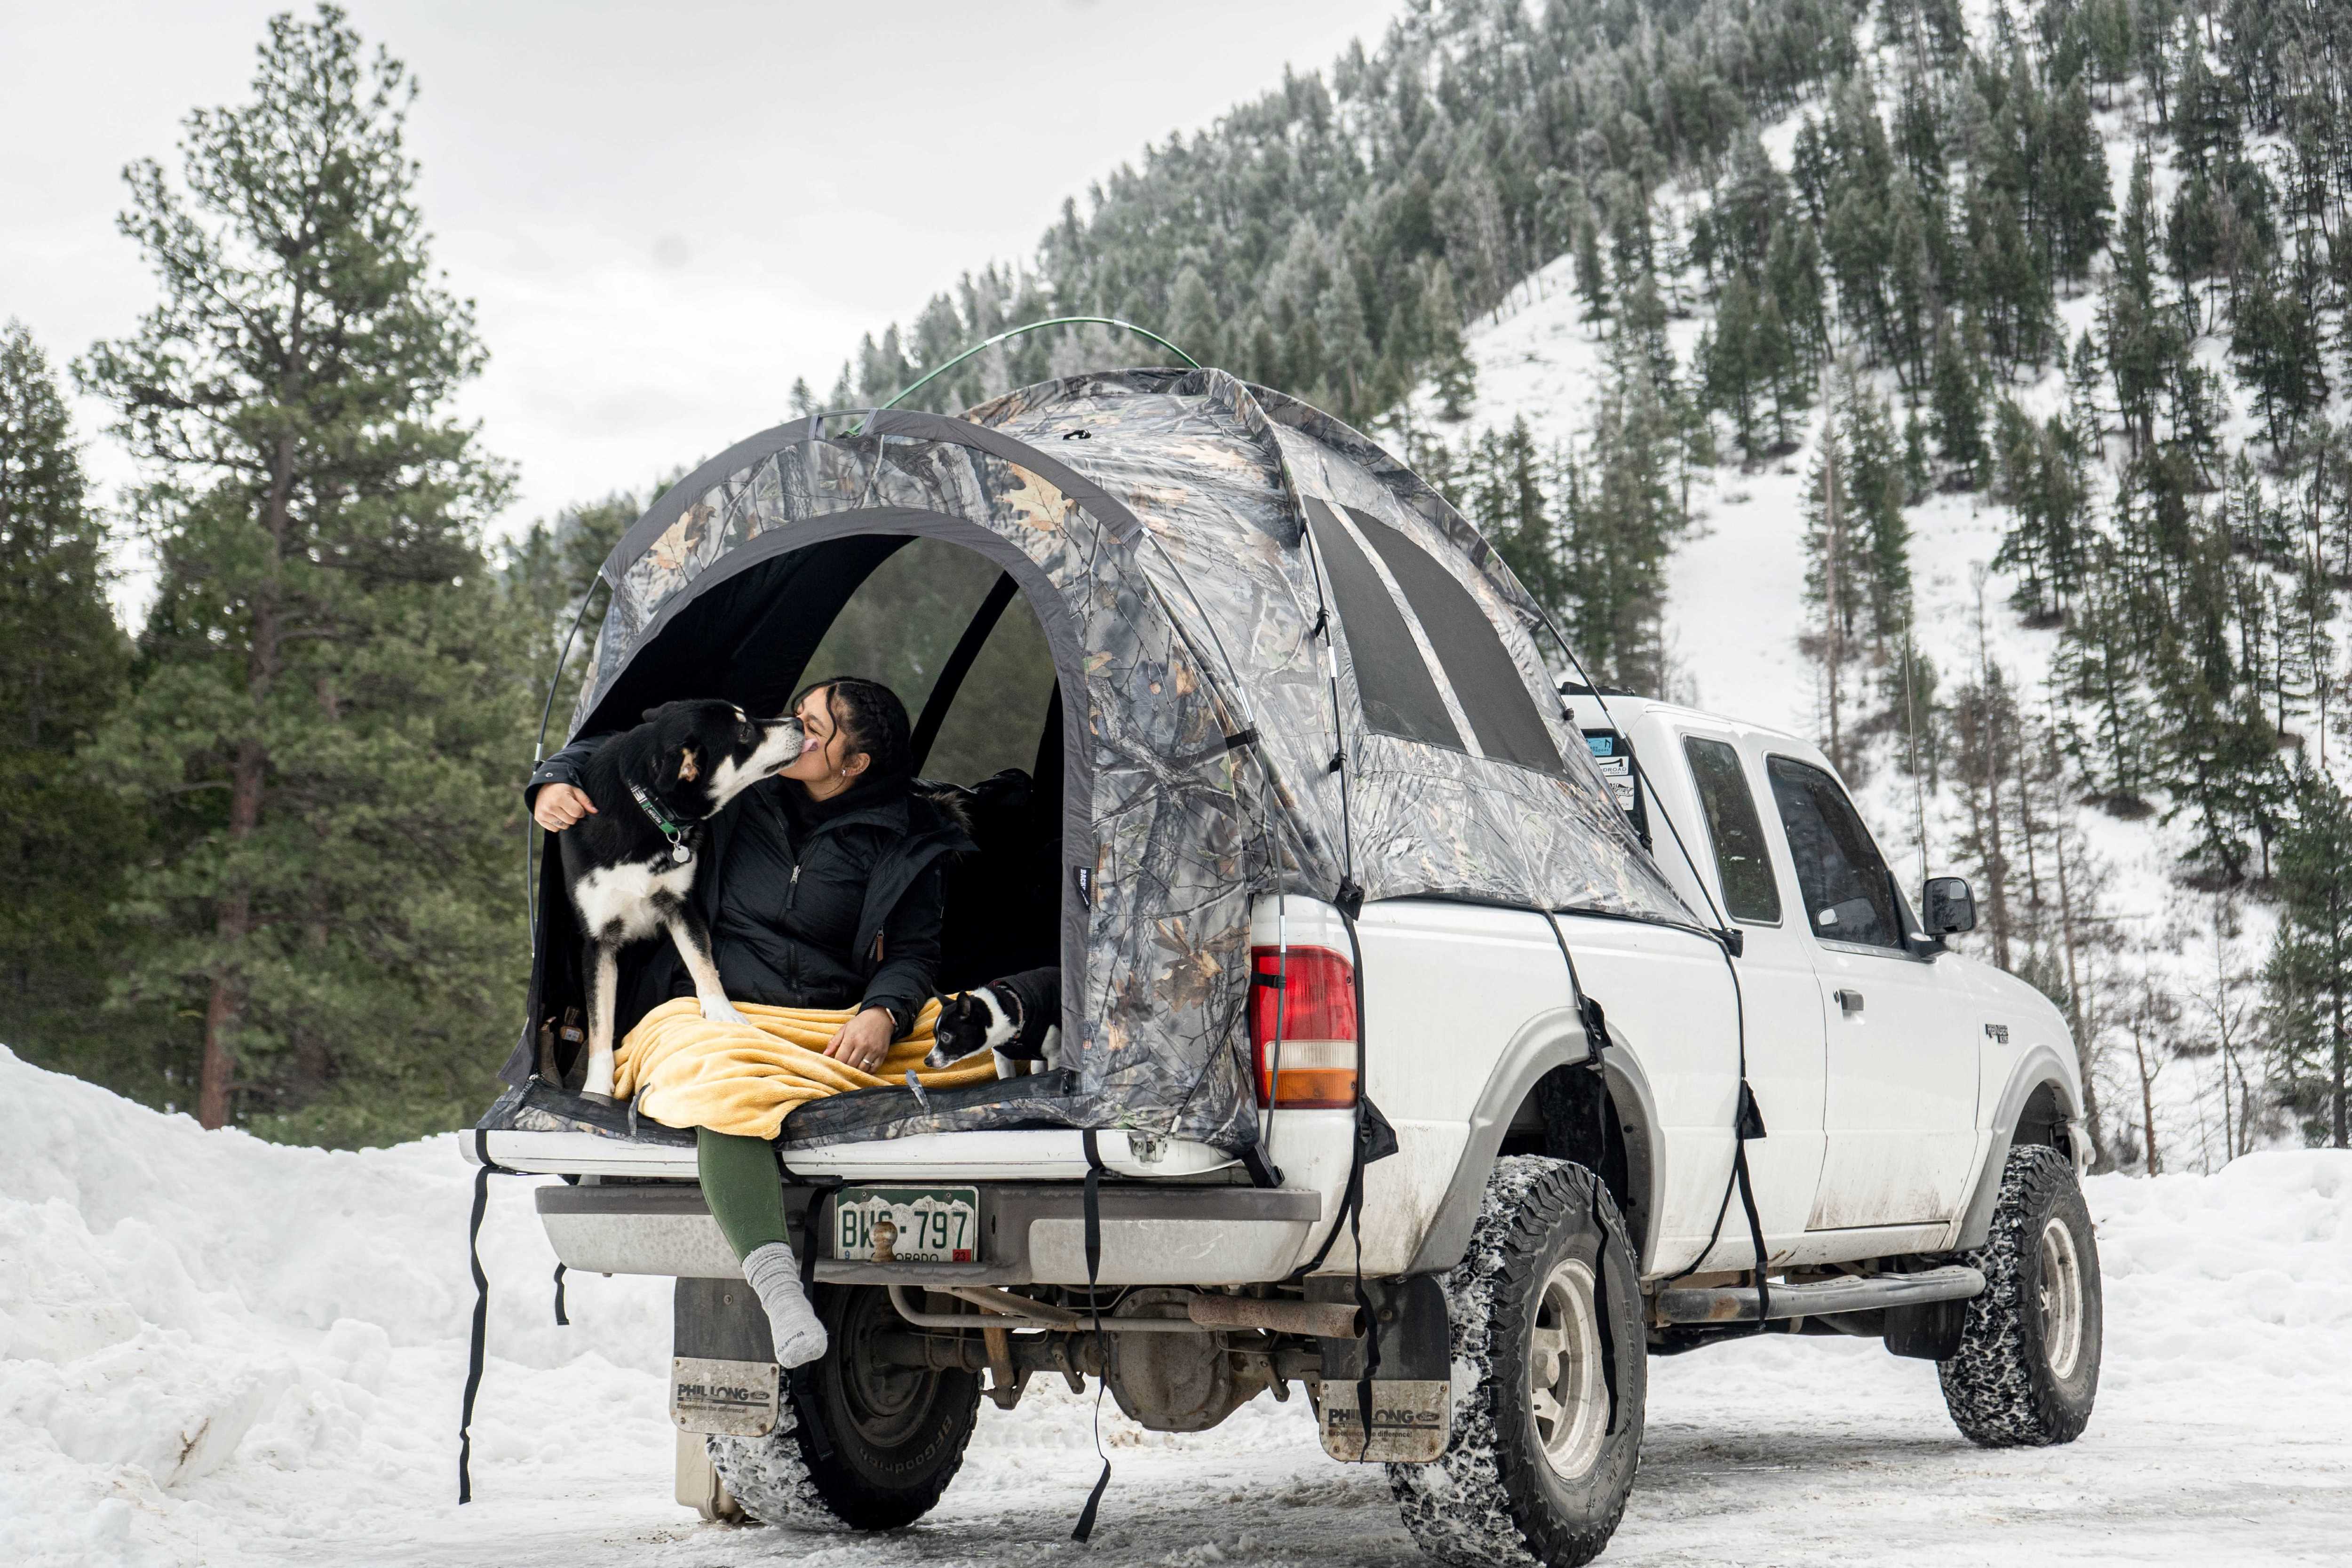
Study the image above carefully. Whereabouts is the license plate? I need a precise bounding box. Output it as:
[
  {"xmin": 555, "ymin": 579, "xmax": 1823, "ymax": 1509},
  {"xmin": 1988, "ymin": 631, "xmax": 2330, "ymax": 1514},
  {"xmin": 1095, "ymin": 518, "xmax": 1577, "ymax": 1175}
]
[{"xmin": 831, "ymin": 1186, "xmax": 981, "ymax": 1263}]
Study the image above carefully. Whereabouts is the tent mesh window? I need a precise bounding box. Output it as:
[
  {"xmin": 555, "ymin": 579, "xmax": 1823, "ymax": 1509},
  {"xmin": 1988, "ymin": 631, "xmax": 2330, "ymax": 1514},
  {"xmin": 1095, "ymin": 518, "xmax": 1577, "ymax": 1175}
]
[
  {"xmin": 1301, "ymin": 499, "xmax": 1464, "ymax": 750},
  {"xmin": 1340, "ymin": 503, "xmax": 1565, "ymax": 775}
]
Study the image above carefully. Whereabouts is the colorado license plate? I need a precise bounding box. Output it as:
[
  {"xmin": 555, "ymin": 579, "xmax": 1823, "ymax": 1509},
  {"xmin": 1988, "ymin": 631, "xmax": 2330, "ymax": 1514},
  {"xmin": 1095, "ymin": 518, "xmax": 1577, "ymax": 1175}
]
[{"xmin": 831, "ymin": 1186, "xmax": 981, "ymax": 1263}]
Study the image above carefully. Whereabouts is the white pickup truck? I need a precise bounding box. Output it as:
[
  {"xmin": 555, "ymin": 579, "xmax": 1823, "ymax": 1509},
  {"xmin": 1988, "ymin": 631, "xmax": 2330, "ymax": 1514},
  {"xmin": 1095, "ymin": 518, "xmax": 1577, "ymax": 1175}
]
[{"xmin": 480, "ymin": 691, "xmax": 2099, "ymax": 1568}]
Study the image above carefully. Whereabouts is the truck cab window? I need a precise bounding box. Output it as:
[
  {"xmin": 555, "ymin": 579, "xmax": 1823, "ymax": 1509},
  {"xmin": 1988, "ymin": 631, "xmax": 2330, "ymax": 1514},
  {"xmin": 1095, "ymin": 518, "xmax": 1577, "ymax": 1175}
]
[
  {"xmin": 1683, "ymin": 737, "xmax": 1781, "ymax": 923},
  {"xmin": 1765, "ymin": 755, "xmax": 1900, "ymax": 950}
]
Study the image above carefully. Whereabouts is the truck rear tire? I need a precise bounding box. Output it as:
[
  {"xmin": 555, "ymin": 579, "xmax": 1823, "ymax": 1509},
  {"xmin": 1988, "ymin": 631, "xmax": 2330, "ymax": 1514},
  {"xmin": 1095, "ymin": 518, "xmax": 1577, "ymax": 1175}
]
[
  {"xmin": 1938, "ymin": 1144, "xmax": 2102, "ymax": 1447},
  {"xmin": 1390, "ymin": 1155, "xmax": 1646, "ymax": 1568},
  {"xmin": 708, "ymin": 1282, "xmax": 981, "ymax": 1530}
]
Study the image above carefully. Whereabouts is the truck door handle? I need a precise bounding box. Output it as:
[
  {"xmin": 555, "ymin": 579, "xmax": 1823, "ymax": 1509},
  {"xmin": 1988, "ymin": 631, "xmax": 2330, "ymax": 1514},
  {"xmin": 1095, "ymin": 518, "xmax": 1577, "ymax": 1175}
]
[{"xmin": 1834, "ymin": 988, "xmax": 1865, "ymax": 1015}]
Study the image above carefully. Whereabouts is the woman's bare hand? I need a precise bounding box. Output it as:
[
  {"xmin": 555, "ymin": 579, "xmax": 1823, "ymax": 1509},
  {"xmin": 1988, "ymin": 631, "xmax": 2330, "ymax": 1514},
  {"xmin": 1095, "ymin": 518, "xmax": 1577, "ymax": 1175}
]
[
  {"xmin": 533, "ymin": 783, "xmax": 597, "ymax": 831},
  {"xmin": 825, "ymin": 1007, "xmax": 898, "ymax": 1074}
]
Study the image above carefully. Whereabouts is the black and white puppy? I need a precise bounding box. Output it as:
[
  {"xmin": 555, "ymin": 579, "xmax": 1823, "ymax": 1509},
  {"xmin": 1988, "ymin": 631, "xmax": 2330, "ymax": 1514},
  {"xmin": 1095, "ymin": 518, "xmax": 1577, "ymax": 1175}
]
[
  {"xmin": 925, "ymin": 966, "xmax": 1062, "ymax": 1076},
  {"xmin": 559, "ymin": 699, "xmax": 806, "ymax": 1099}
]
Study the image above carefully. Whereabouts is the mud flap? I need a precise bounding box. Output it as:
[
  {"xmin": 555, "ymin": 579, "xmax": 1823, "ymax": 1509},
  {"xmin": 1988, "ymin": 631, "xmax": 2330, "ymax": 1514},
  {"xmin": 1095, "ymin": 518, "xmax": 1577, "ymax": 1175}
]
[
  {"xmin": 1885, "ymin": 1294, "xmax": 1968, "ymax": 1361},
  {"xmin": 671, "ymin": 1278, "xmax": 779, "ymax": 1437},
  {"xmin": 1310, "ymin": 1274, "xmax": 1450, "ymax": 1462}
]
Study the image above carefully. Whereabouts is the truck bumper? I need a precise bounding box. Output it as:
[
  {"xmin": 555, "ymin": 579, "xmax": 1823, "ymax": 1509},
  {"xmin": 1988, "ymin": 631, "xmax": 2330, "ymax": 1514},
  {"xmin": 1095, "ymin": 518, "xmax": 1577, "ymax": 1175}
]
[{"xmin": 536, "ymin": 1181, "xmax": 1323, "ymax": 1287}]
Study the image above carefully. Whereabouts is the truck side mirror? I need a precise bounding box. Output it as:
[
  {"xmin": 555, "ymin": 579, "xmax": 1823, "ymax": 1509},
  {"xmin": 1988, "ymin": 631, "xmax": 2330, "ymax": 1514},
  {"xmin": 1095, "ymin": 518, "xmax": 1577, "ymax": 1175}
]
[{"xmin": 1923, "ymin": 877, "xmax": 1977, "ymax": 935}]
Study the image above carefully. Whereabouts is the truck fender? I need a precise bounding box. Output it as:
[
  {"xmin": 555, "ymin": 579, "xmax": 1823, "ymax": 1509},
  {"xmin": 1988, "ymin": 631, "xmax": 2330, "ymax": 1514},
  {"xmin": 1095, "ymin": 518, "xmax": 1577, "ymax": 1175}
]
[
  {"xmin": 1950, "ymin": 1047, "xmax": 2083, "ymax": 1252},
  {"xmin": 1405, "ymin": 1009, "xmax": 1661, "ymax": 1276}
]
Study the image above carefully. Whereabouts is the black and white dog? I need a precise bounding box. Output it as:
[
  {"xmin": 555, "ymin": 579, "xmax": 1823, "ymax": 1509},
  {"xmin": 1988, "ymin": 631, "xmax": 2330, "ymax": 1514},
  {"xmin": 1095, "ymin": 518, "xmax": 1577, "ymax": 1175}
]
[
  {"xmin": 925, "ymin": 966, "xmax": 1062, "ymax": 1076},
  {"xmin": 558, "ymin": 700, "xmax": 806, "ymax": 1099}
]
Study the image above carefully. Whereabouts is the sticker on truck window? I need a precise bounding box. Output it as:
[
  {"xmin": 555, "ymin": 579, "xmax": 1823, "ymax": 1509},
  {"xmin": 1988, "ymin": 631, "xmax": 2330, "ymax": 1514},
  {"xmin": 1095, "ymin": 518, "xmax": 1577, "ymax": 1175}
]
[
  {"xmin": 1583, "ymin": 731, "xmax": 1639, "ymax": 813},
  {"xmin": 832, "ymin": 1186, "xmax": 981, "ymax": 1263}
]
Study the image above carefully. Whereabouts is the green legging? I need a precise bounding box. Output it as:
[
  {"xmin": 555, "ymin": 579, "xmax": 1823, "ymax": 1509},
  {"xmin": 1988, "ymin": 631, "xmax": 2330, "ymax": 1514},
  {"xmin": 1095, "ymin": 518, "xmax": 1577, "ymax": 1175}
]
[{"xmin": 698, "ymin": 1127, "xmax": 794, "ymax": 1260}]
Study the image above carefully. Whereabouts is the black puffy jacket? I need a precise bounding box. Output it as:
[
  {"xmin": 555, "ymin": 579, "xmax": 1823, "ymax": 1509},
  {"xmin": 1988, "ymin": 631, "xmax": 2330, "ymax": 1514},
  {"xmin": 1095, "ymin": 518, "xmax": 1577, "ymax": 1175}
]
[{"xmin": 526, "ymin": 742, "xmax": 975, "ymax": 1039}]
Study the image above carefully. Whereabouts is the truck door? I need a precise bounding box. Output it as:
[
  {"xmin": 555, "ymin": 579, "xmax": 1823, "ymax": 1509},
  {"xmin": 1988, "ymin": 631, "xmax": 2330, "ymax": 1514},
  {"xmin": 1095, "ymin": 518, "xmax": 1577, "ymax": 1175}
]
[
  {"xmin": 1671, "ymin": 733, "xmax": 1825, "ymax": 1251},
  {"xmin": 1763, "ymin": 756, "xmax": 1979, "ymax": 1230}
]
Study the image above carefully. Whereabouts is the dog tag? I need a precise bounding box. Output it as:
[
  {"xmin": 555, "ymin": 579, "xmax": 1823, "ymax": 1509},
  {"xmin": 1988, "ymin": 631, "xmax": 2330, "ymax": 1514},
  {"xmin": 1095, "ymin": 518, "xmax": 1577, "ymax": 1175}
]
[{"xmin": 671, "ymin": 842, "xmax": 693, "ymax": 864}]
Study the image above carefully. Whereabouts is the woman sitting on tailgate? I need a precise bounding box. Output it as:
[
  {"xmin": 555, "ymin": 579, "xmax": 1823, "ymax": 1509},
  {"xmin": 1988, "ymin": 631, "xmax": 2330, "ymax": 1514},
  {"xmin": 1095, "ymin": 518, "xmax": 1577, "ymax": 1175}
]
[{"xmin": 526, "ymin": 677, "xmax": 969, "ymax": 1366}]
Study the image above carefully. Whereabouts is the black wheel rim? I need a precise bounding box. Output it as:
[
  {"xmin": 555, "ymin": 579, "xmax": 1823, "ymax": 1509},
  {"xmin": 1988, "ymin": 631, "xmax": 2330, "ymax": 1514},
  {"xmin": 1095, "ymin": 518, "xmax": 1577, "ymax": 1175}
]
[{"xmin": 830, "ymin": 1287, "xmax": 948, "ymax": 1449}]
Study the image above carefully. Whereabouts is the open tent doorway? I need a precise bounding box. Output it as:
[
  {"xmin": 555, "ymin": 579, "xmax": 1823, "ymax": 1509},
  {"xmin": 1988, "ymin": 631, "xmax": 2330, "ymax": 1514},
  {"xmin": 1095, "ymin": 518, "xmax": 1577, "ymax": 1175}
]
[
  {"xmin": 519, "ymin": 521, "xmax": 1079, "ymax": 1095},
  {"xmin": 793, "ymin": 534, "xmax": 1065, "ymax": 993}
]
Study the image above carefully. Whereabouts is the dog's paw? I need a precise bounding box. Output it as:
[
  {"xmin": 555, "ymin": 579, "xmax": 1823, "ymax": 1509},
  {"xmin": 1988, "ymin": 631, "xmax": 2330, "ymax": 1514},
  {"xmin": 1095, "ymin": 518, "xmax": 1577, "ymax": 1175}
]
[
  {"xmin": 580, "ymin": 1061, "xmax": 617, "ymax": 1100},
  {"xmin": 699, "ymin": 997, "xmax": 752, "ymax": 1028}
]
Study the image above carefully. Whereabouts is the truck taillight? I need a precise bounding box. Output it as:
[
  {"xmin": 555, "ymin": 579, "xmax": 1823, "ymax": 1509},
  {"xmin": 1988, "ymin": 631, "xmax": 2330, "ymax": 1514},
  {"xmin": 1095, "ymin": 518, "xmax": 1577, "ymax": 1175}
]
[{"xmin": 1248, "ymin": 946, "xmax": 1358, "ymax": 1108}]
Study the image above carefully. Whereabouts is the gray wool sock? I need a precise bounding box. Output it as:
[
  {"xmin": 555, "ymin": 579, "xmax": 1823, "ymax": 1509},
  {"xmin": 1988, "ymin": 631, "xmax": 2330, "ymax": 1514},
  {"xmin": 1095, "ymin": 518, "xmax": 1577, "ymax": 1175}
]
[{"xmin": 741, "ymin": 1242, "xmax": 829, "ymax": 1369}]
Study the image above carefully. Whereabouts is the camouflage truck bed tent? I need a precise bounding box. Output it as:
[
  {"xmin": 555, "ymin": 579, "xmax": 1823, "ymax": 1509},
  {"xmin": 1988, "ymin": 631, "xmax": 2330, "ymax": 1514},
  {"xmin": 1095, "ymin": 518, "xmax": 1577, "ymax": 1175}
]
[{"xmin": 519, "ymin": 367, "xmax": 1697, "ymax": 1155}]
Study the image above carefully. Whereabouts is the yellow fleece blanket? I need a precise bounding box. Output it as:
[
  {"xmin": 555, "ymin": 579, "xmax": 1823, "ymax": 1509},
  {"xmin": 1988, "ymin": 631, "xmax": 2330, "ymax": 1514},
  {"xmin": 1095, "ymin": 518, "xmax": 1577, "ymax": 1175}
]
[{"xmin": 614, "ymin": 996, "xmax": 1001, "ymax": 1140}]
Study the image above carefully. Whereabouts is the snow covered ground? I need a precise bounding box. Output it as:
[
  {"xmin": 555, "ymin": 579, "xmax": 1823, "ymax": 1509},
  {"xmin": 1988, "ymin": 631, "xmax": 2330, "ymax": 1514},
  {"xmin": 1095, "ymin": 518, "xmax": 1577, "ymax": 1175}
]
[{"xmin": 6, "ymin": 1045, "xmax": 2349, "ymax": 1567}]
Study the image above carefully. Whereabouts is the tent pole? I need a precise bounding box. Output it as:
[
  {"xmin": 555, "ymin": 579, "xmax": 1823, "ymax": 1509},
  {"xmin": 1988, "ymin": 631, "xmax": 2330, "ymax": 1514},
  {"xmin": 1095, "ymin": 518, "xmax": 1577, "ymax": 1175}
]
[{"xmin": 858, "ymin": 318, "xmax": 1199, "ymax": 427}]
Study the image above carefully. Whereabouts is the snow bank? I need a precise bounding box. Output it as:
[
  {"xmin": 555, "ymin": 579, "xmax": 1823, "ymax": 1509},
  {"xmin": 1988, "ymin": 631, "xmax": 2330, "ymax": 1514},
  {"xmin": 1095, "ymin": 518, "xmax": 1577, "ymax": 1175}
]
[
  {"xmin": 2092, "ymin": 1154, "xmax": 2352, "ymax": 1396},
  {"xmin": 0, "ymin": 1046, "xmax": 669, "ymax": 1567},
  {"xmin": 5, "ymin": 1045, "xmax": 2349, "ymax": 1566}
]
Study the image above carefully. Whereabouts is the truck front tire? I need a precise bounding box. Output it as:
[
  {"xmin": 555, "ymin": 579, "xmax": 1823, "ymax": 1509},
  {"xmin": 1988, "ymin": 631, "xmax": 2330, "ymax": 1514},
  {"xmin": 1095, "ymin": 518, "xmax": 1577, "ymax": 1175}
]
[
  {"xmin": 1390, "ymin": 1155, "xmax": 1646, "ymax": 1568},
  {"xmin": 1938, "ymin": 1144, "xmax": 2102, "ymax": 1447},
  {"xmin": 708, "ymin": 1282, "xmax": 981, "ymax": 1530}
]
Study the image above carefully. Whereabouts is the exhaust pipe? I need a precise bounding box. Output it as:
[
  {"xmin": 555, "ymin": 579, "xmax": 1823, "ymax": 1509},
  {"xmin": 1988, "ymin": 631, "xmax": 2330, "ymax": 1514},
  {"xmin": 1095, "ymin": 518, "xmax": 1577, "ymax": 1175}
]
[
  {"xmin": 884, "ymin": 1286, "xmax": 1364, "ymax": 1339},
  {"xmin": 1187, "ymin": 1294, "xmax": 1363, "ymax": 1338}
]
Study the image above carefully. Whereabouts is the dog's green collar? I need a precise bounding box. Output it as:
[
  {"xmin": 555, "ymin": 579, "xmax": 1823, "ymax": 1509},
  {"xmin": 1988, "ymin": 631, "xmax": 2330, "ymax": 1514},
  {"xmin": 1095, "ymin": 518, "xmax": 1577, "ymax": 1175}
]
[{"xmin": 628, "ymin": 782, "xmax": 694, "ymax": 864}]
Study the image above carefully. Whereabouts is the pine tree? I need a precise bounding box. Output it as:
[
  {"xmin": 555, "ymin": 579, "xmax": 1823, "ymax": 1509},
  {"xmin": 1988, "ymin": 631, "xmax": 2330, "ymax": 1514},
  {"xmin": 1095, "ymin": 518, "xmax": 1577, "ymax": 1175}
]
[
  {"xmin": 1701, "ymin": 273, "xmax": 1765, "ymax": 459},
  {"xmin": 2102, "ymin": 147, "xmax": 2176, "ymax": 455},
  {"xmin": 2045, "ymin": 75, "xmax": 2114, "ymax": 279},
  {"xmin": 1929, "ymin": 314, "xmax": 1987, "ymax": 481},
  {"xmin": 1883, "ymin": 179, "xmax": 1943, "ymax": 389},
  {"xmin": 1801, "ymin": 372, "xmax": 1917, "ymax": 769},
  {"xmin": 0, "ymin": 323, "xmax": 145, "ymax": 1094},
  {"xmin": 2265, "ymin": 767, "xmax": 2352, "ymax": 1146},
  {"xmin": 1423, "ymin": 263, "xmax": 1478, "ymax": 421},
  {"xmin": 1947, "ymin": 656, "xmax": 2025, "ymax": 968},
  {"xmin": 2231, "ymin": 257, "xmax": 2329, "ymax": 449},
  {"xmin": 77, "ymin": 6, "xmax": 531, "ymax": 1140},
  {"xmin": 1460, "ymin": 418, "xmax": 1566, "ymax": 620},
  {"xmin": 2065, "ymin": 329, "xmax": 2105, "ymax": 446},
  {"xmin": 1755, "ymin": 290, "xmax": 1810, "ymax": 451},
  {"xmin": 1572, "ymin": 207, "xmax": 1611, "ymax": 324},
  {"xmin": 502, "ymin": 490, "xmax": 643, "ymax": 734},
  {"xmin": 1842, "ymin": 382, "xmax": 1916, "ymax": 652},
  {"xmin": 1991, "ymin": 400, "xmax": 2092, "ymax": 624},
  {"xmin": 2148, "ymin": 586, "xmax": 2292, "ymax": 887},
  {"xmin": 1168, "ymin": 265, "xmax": 1222, "ymax": 372},
  {"xmin": 1766, "ymin": 217, "xmax": 1828, "ymax": 363},
  {"xmin": 2055, "ymin": 544, "xmax": 2156, "ymax": 815},
  {"xmin": 1556, "ymin": 344, "xmax": 1690, "ymax": 691}
]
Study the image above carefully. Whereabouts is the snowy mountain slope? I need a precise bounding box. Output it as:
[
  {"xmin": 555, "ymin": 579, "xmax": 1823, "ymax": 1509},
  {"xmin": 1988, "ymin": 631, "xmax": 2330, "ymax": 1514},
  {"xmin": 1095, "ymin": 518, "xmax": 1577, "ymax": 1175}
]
[
  {"xmin": 6, "ymin": 1047, "xmax": 2350, "ymax": 1566},
  {"xmin": 1407, "ymin": 50, "xmax": 2346, "ymax": 1172}
]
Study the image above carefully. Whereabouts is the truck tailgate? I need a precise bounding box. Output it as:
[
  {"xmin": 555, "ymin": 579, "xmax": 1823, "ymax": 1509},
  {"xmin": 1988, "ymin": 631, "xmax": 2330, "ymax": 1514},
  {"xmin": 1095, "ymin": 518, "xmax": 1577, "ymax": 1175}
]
[
  {"xmin": 472, "ymin": 1125, "xmax": 1241, "ymax": 1180},
  {"xmin": 534, "ymin": 1177, "xmax": 1321, "ymax": 1286}
]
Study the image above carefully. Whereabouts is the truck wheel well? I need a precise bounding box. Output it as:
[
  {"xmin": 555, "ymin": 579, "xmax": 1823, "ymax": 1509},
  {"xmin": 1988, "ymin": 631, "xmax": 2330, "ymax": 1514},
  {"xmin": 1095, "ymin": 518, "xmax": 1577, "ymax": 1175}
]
[
  {"xmin": 2014, "ymin": 1082, "xmax": 2072, "ymax": 1161},
  {"xmin": 1498, "ymin": 1066, "xmax": 1645, "ymax": 1263}
]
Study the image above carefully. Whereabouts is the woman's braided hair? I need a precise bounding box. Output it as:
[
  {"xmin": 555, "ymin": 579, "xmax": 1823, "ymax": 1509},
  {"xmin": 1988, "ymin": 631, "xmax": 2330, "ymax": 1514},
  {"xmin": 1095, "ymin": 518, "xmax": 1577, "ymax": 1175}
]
[{"xmin": 794, "ymin": 675, "xmax": 913, "ymax": 787}]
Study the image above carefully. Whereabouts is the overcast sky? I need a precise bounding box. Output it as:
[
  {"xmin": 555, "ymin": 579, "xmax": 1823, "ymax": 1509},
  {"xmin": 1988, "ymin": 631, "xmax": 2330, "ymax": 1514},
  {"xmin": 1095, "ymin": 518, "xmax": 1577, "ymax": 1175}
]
[{"xmin": 3, "ymin": 0, "xmax": 1396, "ymax": 564}]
